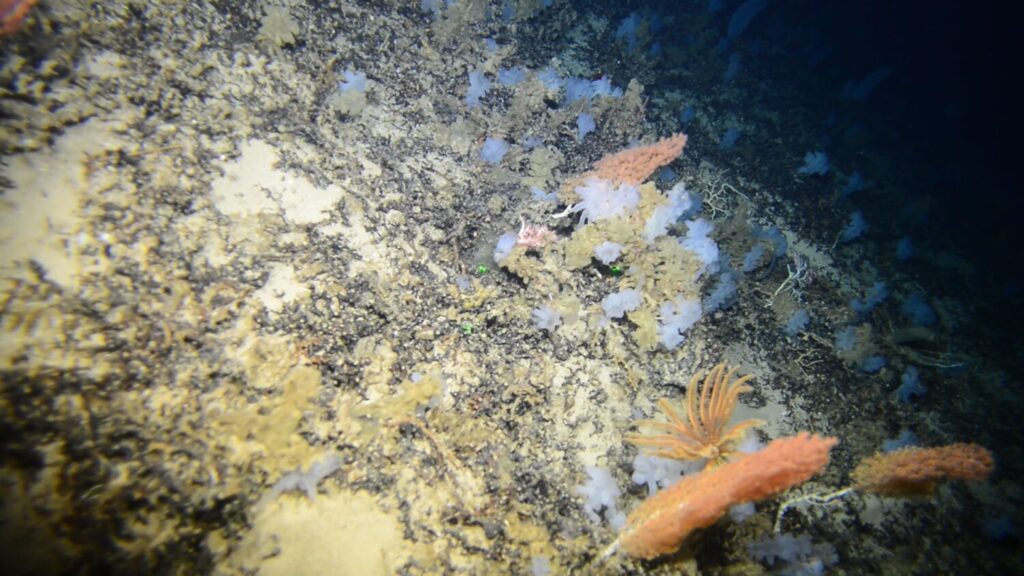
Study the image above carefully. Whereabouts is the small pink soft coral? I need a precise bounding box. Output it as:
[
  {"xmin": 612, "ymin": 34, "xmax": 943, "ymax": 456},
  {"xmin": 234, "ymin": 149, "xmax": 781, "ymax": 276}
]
[{"xmin": 516, "ymin": 219, "xmax": 555, "ymax": 249}]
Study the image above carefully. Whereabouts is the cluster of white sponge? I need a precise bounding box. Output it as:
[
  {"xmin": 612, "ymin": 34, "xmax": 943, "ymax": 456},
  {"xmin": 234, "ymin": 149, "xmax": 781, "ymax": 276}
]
[{"xmin": 568, "ymin": 177, "xmax": 641, "ymax": 226}]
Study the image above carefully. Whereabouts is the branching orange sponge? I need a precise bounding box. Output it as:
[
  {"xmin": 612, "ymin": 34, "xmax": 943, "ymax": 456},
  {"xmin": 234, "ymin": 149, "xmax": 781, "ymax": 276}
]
[
  {"xmin": 0, "ymin": 0, "xmax": 37, "ymax": 36},
  {"xmin": 583, "ymin": 133, "xmax": 687, "ymax": 187},
  {"xmin": 851, "ymin": 443, "xmax": 994, "ymax": 496},
  {"xmin": 616, "ymin": 432, "xmax": 837, "ymax": 560}
]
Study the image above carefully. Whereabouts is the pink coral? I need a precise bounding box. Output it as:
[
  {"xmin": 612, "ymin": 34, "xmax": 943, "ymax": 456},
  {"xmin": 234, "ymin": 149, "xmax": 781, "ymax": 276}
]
[{"xmin": 516, "ymin": 219, "xmax": 555, "ymax": 249}]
